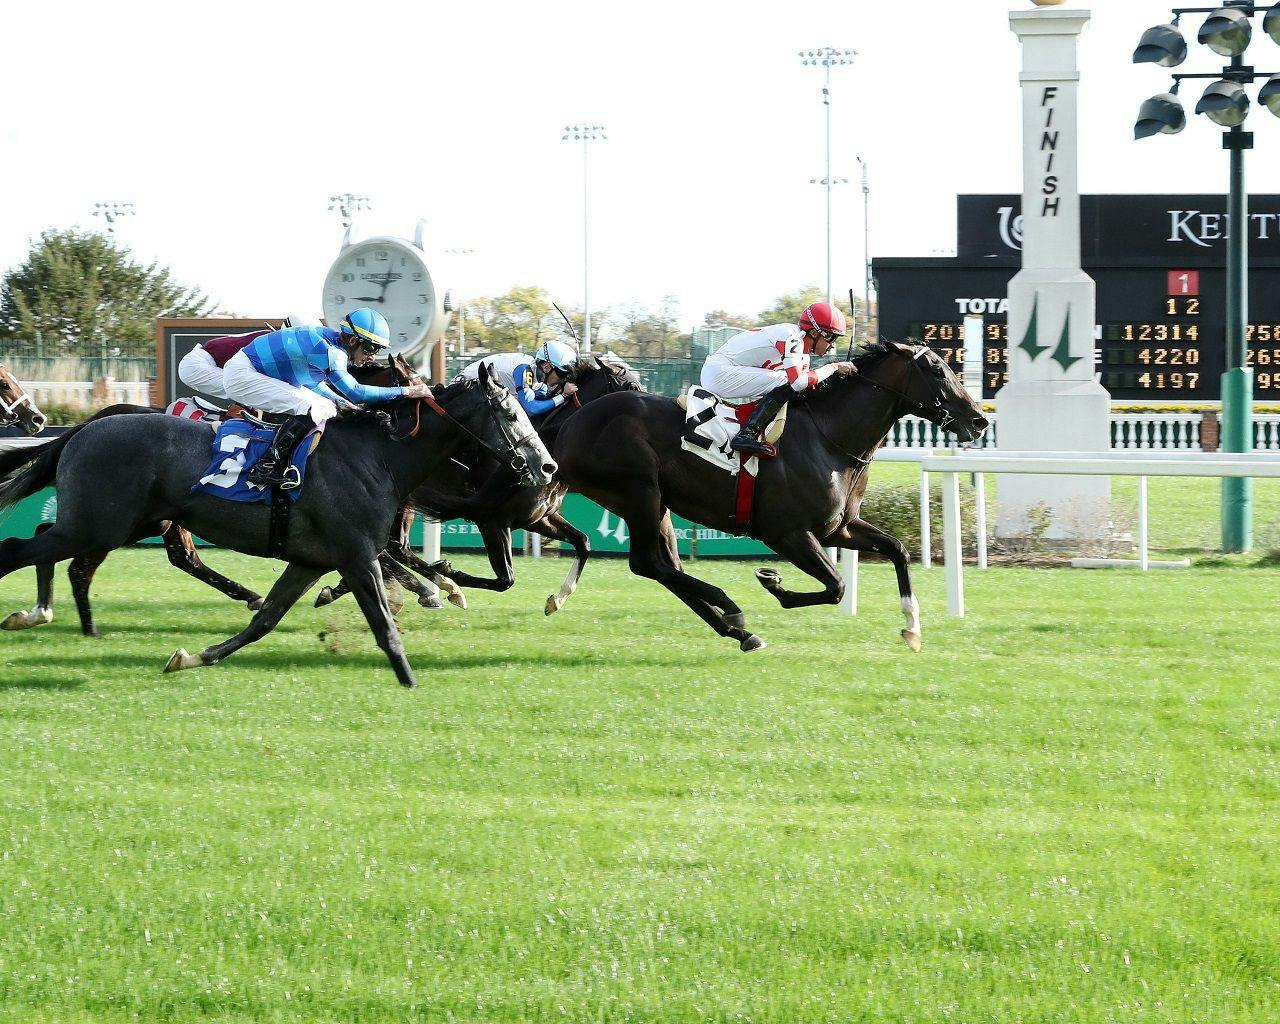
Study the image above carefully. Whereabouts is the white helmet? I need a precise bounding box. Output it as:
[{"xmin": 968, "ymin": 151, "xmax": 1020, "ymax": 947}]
[{"xmin": 534, "ymin": 339, "xmax": 577, "ymax": 373}]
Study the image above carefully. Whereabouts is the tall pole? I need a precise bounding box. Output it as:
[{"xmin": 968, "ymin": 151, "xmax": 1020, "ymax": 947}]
[
  {"xmin": 1221, "ymin": 56, "xmax": 1254, "ymax": 549},
  {"xmin": 858, "ymin": 156, "xmax": 871, "ymax": 344},
  {"xmin": 563, "ymin": 123, "xmax": 606, "ymax": 354},
  {"xmin": 800, "ymin": 49, "xmax": 856, "ymax": 306}
]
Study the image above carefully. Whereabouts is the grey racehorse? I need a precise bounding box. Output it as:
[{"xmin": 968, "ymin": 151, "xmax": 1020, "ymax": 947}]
[{"xmin": 0, "ymin": 363, "xmax": 555, "ymax": 686}]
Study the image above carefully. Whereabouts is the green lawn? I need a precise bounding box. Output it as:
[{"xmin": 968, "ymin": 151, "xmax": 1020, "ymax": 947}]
[{"xmin": 0, "ymin": 549, "xmax": 1276, "ymax": 1022}]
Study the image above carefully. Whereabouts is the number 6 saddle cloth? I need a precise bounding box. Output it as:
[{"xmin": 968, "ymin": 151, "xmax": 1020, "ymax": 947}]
[
  {"xmin": 192, "ymin": 418, "xmax": 323, "ymax": 505},
  {"xmin": 677, "ymin": 385, "xmax": 788, "ymax": 476}
]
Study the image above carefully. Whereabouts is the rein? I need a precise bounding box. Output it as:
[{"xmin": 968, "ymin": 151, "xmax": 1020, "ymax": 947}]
[
  {"xmin": 411, "ymin": 387, "xmax": 540, "ymax": 474},
  {"xmin": 843, "ymin": 347, "xmax": 955, "ymax": 433}
]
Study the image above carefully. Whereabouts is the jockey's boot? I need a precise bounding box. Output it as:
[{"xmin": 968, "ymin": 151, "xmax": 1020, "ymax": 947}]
[
  {"xmin": 246, "ymin": 414, "xmax": 312, "ymax": 490},
  {"xmin": 729, "ymin": 384, "xmax": 792, "ymax": 459}
]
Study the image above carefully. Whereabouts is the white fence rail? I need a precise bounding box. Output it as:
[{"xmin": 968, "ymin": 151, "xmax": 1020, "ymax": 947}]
[
  {"xmin": 884, "ymin": 413, "xmax": 1280, "ymax": 451},
  {"xmin": 22, "ymin": 380, "xmax": 150, "ymax": 407}
]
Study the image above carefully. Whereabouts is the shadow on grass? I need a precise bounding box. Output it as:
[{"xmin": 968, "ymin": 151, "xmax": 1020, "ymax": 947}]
[{"xmin": 0, "ymin": 671, "xmax": 85, "ymax": 691}]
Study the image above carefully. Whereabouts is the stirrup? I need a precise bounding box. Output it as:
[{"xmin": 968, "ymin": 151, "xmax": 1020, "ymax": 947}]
[{"xmin": 730, "ymin": 431, "xmax": 776, "ymax": 459}]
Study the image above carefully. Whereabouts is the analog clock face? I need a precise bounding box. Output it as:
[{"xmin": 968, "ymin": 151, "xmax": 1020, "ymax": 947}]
[{"xmin": 322, "ymin": 240, "xmax": 437, "ymax": 355}]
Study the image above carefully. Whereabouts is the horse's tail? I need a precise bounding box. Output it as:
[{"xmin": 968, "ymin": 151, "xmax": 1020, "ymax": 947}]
[{"xmin": 0, "ymin": 404, "xmax": 157, "ymax": 511}]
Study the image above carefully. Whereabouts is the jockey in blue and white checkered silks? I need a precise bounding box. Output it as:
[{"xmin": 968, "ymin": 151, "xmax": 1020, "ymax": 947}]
[
  {"xmin": 222, "ymin": 307, "xmax": 432, "ymax": 490},
  {"xmin": 457, "ymin": 339, "xmax": 578, "ymax": 418}
]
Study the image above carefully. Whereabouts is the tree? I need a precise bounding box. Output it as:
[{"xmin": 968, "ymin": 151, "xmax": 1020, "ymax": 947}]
[
  {"xmin": 611, "ymin": 298, "xmax": 682, "ymax": 359},
  {"xmin": 0, "ymin": 228, "xmax": 211, "ymax": 356},
  {"xmin": 756, "ymin": 285, "xmax": 854, "ymax": 329},
  {"xmin": 701, "ymin": 309, "xmax": 751, "ymax": 330}
]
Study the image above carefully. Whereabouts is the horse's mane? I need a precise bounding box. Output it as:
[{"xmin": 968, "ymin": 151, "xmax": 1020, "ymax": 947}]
[{"xmin": 849, "ymin": 338, "xmax": 897, "ymax": 371}]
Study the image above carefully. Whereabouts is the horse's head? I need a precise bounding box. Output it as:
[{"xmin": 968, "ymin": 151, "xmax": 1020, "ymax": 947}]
[
  {"xmin": 436, "ymin": 362, "xmax": 557, "ymax": 486},
  {"xmin": 0, "ymin": 363, "xmax": 48, "ymax": 436},
  {"xmin": 569, "ymin": 354, "xmax": 644, "ymax": 403},
  {"xmin": 853, "ymin": 341, "xmax": 988, "ymax": 442}
]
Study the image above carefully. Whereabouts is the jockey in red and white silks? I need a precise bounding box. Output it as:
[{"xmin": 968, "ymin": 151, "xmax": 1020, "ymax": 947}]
[{"xmin": 700, "ymin": 302, "xmax": 852, "ymax": 458}]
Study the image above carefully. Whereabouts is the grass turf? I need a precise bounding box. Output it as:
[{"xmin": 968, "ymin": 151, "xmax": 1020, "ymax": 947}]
[{"xmin": 0, "ymin": 548, "xmax": 1276, "ymax": 1022}]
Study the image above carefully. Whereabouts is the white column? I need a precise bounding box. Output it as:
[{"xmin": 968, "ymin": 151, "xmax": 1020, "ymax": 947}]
[
  {"xmin": 839, "ymin": 550, "xmax": 858, "ymax": 615},
  {"xmin": 998, "ymin": 8, "xmax": 1110, "ymax": 541},
  {"xmin": 975, "ymin": 472, "xmax": 988, "ymax": 569},
  {"xmin": 942, "ymin": 471, "xmax": 965, "ymax": 617},
  {"xmin": 422, "ymin": 520, "xmax": 441, "ymax": 563},
  {"xmin": 919, "ymin": 469, "xmax": 932, "ymax": 569}
]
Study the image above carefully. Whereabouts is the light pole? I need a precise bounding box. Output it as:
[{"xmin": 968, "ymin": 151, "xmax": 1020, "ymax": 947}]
[
  {"xmin": 562, "ymin": 123, "xmax": 607, "ymax": 354},
  {"xmin": 1133, "ymin": 1, "xmax": 1280, "ymax": 552},
  {"xmin": 327, "ymin": 193, "xmax": 370, "ymax": 230},
  {"xmin": 93, "ymin": 201, "xmax": 135, "ymax": 235},
  {"xmin": 800, "ymin": 48, "xmax": 857, "ymax": 304},
  {"xmin": 444, "ymin": 248, "xmax": 475, "ymax": 358},
  {"xmin": 857, "ymin": 156, "xmax": 872, "ymax": 345}
]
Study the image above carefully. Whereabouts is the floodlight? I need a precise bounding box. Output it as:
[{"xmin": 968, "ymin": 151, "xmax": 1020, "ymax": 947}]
[
  {"xmin": 1195, "ymin": 79, "xmax": 1251, "ymax": 126},
  {"xmin": 1199, "ymin": 7, "xmax": 1252, "ymax": 57},
  {"xmin": 1134, "ymin": 91, "xmax": 1187, "ymax": 138},
  {"xmin": 1260, "ymin": 74, "xmax": 1280, "ymax": 117},
  {"xmin": 1265, "ymin": 3, "xmax": 1280, "ymax": 46},
  {"xmin": 1133, "ymin": 23, "xmax": 1187, "ymax": 67}
]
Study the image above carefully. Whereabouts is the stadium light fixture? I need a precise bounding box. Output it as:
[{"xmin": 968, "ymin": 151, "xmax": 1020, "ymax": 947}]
[
  {"xmin": 1199, "ymin": 6, "xmax": 1252, "ymax": 56},
  {"xmin": 1266, "ymin": 3, "xmax": 1280, "ymax": 45},
  {"xmin": 799, "ymin": 47, "xmax": 857, "ymax": 305},
  {"xmin": 1260, "ymin": 73, "xmax": 1280, "ymax": 115},
  {"xmin": 1133, "ymin": 23, "xmax": 1188, "ymax": 67},
  {"xmin": 1195, "ymin": 78, "xmax": 1251, "ymax": 125},
  {"xmin": 1134, "ymin": 87, "xmax": 1186, "ymax": 138}
]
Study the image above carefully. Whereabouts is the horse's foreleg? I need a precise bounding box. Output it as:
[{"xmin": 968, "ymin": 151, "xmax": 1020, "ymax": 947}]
[
  {"xmin": 1, "ymin": 523, "xmax": 57, "ymax": 631},
  {"xmin": 164, "ymin": 562, "xmax": 322, "ymax": 673},
  {"xmin": 162, "ymin": 522, "xmax": 264, "ymax": 611},
  {"xmin": 339, "ymin": 556, "xmax": 417, "ymax": 688},
  {"xmin": 414, "ymin": 523, "xmax": 514, "ymax": 593},
  {"xmin": 532, "ymin": 512, "xmax": 590, "ymax": 616},
  {"xmin": 826, "ymin": 519, "xmax": 920, "ymax": 652},
  {"xmin": 754, "ymin": 531, "xmax": 844, "ymax": 611}
]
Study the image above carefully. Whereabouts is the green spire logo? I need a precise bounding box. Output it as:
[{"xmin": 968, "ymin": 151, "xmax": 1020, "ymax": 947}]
[
  {"xmin": 1016, "ymin": 292, "xmax": 1050, "ymax": 362},
  {"xmin": 1050, "ymin": 303, "xmax": 1082, "ymax": 372}
]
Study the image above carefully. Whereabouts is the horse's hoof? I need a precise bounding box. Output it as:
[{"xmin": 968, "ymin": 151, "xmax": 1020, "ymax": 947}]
[
  {"xmin": 1, "ymin": 607, "xmax": 52, "ymax": 631},
  {"xmin": 313, "ymin": 587, "xmax": 335, "ymax": 608},
  {"xmin": 419, "ymin": 594, "xmax": 445, "ymax": 610},
  {"xmin": 444, "ymin": 583, "xmax": 467, "ymax": 610},
  {"xmin": 740, "ymin": 634, "xmax": 767, "ymax": 653},
  {"xmin": 754, "ymin": 568, "xmax": 781, "ymax": 590},
  {"xmin": 901, "ymin": 630, "xmax": 922, "ymax": 653},
  {"xmin": 247, "ymin": 596, "xmax": 265, "ymax": 611},
  {"xmin": 164, "ymin": 648, "xmax": 202, "ymax": 673},
  {"xmin": 724, "ymin": 611, "xmax": 745, "ymax": 629},
  {"xmin": 545, "ymin": 594, "xmax": 562, "ymax": 616}
]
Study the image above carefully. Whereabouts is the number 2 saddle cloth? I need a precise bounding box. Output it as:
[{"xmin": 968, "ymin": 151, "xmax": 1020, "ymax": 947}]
[{"xmin": 677, "ymin": 385, "xmax": 788, "ymax": 476}]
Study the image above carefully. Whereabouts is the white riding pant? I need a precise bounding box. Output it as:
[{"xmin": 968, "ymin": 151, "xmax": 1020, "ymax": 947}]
[
  {"xmin": 177, "ymin": 345, "xmax": 229, "ymax": 400},
  {"xmin": 699, "ymin": 355, "xmax": 787, "ymax": 403},
  {"xmin": 222, "ymin": 351, "xmax": 338, "ymax": 424}
]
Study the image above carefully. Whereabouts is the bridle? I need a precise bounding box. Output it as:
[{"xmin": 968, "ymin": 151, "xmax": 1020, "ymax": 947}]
[
  {"xmin": 384, "ymin": 358, "xmax": 540, "ymax": 477},
  {"xmin": 0, "ymin": 367, "xmax": 45, "ymax": 429},
  {"xmin": 844, "ymin": 345, "xmax": 955, "ymax": 433}
]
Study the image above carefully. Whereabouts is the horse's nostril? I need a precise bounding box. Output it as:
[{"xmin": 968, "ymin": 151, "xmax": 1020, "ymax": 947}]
[{"xmin": 542, "ymin": 462, "xmax": 557, "ymax": 476}]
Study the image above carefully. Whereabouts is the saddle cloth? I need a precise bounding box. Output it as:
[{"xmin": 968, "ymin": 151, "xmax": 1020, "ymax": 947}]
[
  {"xmin": 191, "ymin": 419, "xmax": 321, "ymax": 505},
  {"xmin": 166, "ymin": 396, "xmax": 254, "ymax": 425},
  {"xmin": 678, "ymin": 386, "xmax": 787, "ymax": 476}
]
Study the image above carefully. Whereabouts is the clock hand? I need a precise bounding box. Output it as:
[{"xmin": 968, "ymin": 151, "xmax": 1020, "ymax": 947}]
[{"xmin": 349, "ymin": 295, "xmax": 384, "ymax": 303}]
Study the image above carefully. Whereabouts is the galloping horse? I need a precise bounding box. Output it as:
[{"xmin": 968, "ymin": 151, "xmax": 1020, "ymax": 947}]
[
  {"xmin": 316, "ymin": 354, "xmax": 643, "ymax": 615},
  {"xmin": 0, "ymin": 364, "xmax": 554, "ymax": 686},
  {"xmin": 0, "ymin": 364, "xmax": 48, "ymax": 436},
  {"xmin": 553, "ymin": 340, "xmax": 988, "ymax": 651}
]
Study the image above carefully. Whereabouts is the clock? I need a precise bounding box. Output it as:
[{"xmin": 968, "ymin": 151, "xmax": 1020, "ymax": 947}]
[{"xmin": 321, "ymin": 223, "xmax": 440, "ymax": 357}]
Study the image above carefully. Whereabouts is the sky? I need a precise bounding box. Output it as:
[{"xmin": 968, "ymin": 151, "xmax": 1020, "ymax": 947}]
[{"xmin": 3, "ymin": 0, "xmax": 1278, "ymax": 331}]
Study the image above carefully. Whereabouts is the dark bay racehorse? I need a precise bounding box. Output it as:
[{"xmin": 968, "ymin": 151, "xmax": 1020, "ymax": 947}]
[
  {"xmin": 552, "ymin": 340, "xmax": 988, "ymax": 651},
  {"xmin": 316, "ymin": 354, "xmax": 643, "ymax": 615},
  {"xmin": 0, "ymin": 364, "xmax": 554, "ymax": 686}
]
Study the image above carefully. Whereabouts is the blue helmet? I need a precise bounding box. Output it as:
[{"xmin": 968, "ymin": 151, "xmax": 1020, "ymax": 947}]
[
  {"xmin": 535, "ymin": 339, "xmax": 577, "ymax": 373},
  {"xmin": 340, "ymin": 307, "xmax": 392, "ymax": 351}
]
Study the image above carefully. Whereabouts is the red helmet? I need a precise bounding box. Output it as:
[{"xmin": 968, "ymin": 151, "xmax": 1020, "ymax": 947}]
[{"xmin": 797, "ymin": 301, "xmax": 847, "ymax": 339}]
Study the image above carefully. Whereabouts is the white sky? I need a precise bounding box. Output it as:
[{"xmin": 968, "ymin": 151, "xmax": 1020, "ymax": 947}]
[{"xmin": 3, "ymin": 0, "xmax": 1278, "ymax": 330}]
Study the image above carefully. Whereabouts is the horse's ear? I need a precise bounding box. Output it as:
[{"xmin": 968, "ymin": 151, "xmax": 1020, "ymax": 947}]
[{"xmin": 477, "ymin": 360, "xmax": 494, "ymax": 388}]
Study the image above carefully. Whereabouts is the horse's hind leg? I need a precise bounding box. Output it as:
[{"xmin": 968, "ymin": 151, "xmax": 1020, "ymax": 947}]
[
  {"xmin": 164, "ymin": 562, "xmax": 323, "ymax": 674},
  {"xmin": 68, "ymin": 551, "xmax": 110, "ymax": 636},
  {"xmin": 162, "ymin": 522, "xmax": 264, "ymax": 611},
  {"xmin": 534, "ymin": 512, "xmax": 590, "ymax": 616},
  {"xmin": 1, "ymin": 523, "xmax": 58, "ymax": 631}
]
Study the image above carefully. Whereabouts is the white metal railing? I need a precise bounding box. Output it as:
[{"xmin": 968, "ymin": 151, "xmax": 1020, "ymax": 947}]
[
  {"xmin": 21, "ymin": 380, "xmax": 150, "ymax": 407},
  {"xmin": 920, "ymin": 451, "xmax": 1280, "ymax": 618}
]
